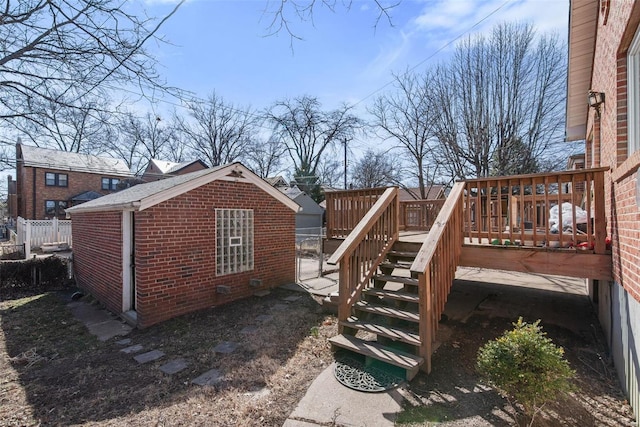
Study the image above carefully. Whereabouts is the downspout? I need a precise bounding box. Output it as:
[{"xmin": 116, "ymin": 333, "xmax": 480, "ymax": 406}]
[{"xmin": 32, "ymin": 168, "xmax": 36, "ymax": 219}]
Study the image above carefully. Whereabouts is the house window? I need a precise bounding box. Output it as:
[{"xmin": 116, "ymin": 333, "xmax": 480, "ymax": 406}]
[
  {"xmin": 45, "ymin": 200, "xmax": 67, "ymax": 217},
  {"xmin": 628, "ymin": 28, "xmax": 640, "ymax": 156},
  {"xmin": 216, "ymin": 209, "xmax": 254, "ymax": 276},
  {"xmin": 102, "ymin": 177, "xmax": 120, "ymax": 191},
  {"xmin": 45, "ymin": 172, "xmax": 68, "ymax": 187}
]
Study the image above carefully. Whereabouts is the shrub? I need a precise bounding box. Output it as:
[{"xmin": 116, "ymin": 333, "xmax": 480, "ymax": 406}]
[
  {"xmin": 0, "ymin": 256, "xmax": 72, "ymax": 295},
  {"xmin": 476, "ymin": 318, "xmax": 575, "ymax": 422}
]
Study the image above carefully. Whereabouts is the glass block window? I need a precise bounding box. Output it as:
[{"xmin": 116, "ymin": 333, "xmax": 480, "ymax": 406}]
[{"xmin": 216, "ymin": 209, "xmax": 254, "ymax": 276}]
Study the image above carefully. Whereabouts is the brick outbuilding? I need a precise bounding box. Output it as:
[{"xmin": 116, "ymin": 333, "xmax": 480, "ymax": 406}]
[{"xmin": 66, "ymin": 163, "xmax": 299, "ymax": 328}]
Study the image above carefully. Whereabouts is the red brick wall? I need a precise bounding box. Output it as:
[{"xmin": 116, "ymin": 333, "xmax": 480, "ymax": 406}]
[
  {"xmin": 18, "ymin": 166, "xmax": 128, "ymax": 220},
  {"xmin": 588, "ymin": 1, "xmax": 640, "ymax": 301},
  {"xmin": 72, "ymin": 212, "xmax": 124, "ymax": 314},
  {"xmin": 134, "ymin": 179, "xmax": 295, "ymax": 328}
]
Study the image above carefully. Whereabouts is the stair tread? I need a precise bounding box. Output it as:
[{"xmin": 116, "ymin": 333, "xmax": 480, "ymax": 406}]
[
  {"xmin": 354, "ymin": 301, "xmax": 420, "ymax": 322},
  {"xmin": 380, "ymin": 261, "xmax": 413, "ymax": 270},
  {"xmin": 387, "ymin": 250, "xmax": 418, "ymax": 258},
  {"xmin": 329, "ymin": 334, "xmax": 423, "ymax": 370},
  {"xmin": 374, "ymin": 274, "xmax": 419, "ymax": 286},
  {"xmin": 341, "ymin": 318, "xmax": 421, "ymax": 346},
  {"xmin": 363, "ymin": 288, "xmax": 419, "ymax": 303}
]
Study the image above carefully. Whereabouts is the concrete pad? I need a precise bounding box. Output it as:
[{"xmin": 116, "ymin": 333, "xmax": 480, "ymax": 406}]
[
  {"xmin": 285, "ymin": 363, "xmax": 403, "ymax": 427},
  {"xmin": 133, "ymin": 350, "xmax": 165, "ymax": 364},
  {"xmin": 297, "ymin": 276, "xmax": 338, "ymax": 297},
  {"xmin": 213, "ymin": 341, "xmax": 238, "ymax": 354},
  {"xmin": 255, "ymin": 314, "xmax": 273, "ymax": 322},
  {"xmin": 67, "ymin": 301, "xmax": 132, "ymax": 341},
  {"xmin": 87, "ymin": 320, "xmax": 132, "ymax": 342},
  {"xmin": 192, "ymin": 368, "xmax": 223, "ymax": 386},
  {"xmin": 159, "ymin": 358, "xmax": 189, "ymax": 375},
  {"xmin": 120, "ymin": 344, "xmax": 144, "ymax": 354},
  {"xmin": 282, "ymin": 419, "xmax": 322, "ymax": 427}
]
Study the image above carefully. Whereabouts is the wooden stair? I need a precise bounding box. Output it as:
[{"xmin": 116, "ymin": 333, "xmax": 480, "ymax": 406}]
[{"xmin": 329, "ymin": 246, "xmax": 424, "ymax": 381}]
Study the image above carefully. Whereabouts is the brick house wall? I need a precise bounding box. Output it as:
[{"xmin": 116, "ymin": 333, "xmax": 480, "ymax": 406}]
[
  {"xmin": 585, "ymin": 2, "xmax": 640, "ymax": 418},
  {"xmin": 588, "ymin": 1, "xmax": 640, "ymax": 306},
  {"xmin": 72, "ymin": 212, "xmax": 124, "ymax": 315},
  {"xmin": 17, "ymin": 164, "xmax": 128, "ymax": 220},
  {"xmin": 72, "ymin": 179, "xmax": 295, "ymax": 328}
]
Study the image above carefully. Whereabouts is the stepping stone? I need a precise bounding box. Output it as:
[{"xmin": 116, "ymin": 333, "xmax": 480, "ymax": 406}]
[
  {"xmin": 255, "ymin": 314, "xmax": 273, "ymax": 322},
  {"xmin": 213, "ymin": 341, "xmax": 239, "ymax": 354},
  {"xmin": 283, "ymin": 295, "xmax": 302, "ymax": 302},
  {"xmin": 133, "ymin": 350, "xmax": 165, "ymax": 364},
  {"xmin": 115, "ymin": 338, "xmax": 132, "ymax": 346},
  {"xmin": 241, "ymin": 325, "xmax": 258, "ymax": 334},
  {"xmin": 244, "ymin": 387, "xmax": 271, "ymax": 401},
  {"xmin": 271, "ymin": 303, "xmax": 288, "ymax": 311},
  {"xmin": 120, "ymin": 344, "xmax": 144, "ymax": 354},
  {"xmin": 159, "ymin": 358, "xmax": 189, "ymax": 375},
  {"xmin": 192, "ymin": 368, "xmax": 223, "ymax": 386},
  {"xmin": 254, "ymin": 290, "xmax": 270, "ymax": 297}
]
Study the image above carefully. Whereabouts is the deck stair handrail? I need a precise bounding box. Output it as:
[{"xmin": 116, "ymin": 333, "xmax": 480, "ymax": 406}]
[
  {"xmin": 328, "ymin": 187, "xmax": 399, "ymax": 332},
  {"xmin": 410, "ymin": 181, "xmax": 466, "ymax": 373}
]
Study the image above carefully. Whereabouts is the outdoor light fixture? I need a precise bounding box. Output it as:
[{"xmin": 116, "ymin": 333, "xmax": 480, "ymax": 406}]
[{"xmin": 588, "ymin": 90, "xmax": 605, "ymax": 109}]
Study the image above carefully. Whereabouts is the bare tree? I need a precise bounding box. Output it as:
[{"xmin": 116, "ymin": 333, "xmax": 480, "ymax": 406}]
[
  {"xmin": 107, "ymin": 112, "xmax": 181, "ymax": 175},
  {"xmin": 432, "ymin": 22, "xmax": 566, "ymax": 179},
  {"xmin": 351, "ymin": 149, "xmax": 402, "ymax": 189},
  {"xmin": 0, "ymin": 0, "xmax": 182, "ymax": 130},
  {"xmin": 369, "ymin": 71, "xmax": 441, "ymax": 199},
  {"xmin": 176, "ymin": 92, "xmax": 258, "ymax": 167},
  {"xmin": 5, "ymin": 95, "xmax": 113, "ymax": 154},
  {"xmin": 262, "ymin": 0, "xmax": 398, "ymax": 44},
  {"xmin": 265, "ymin": 95, "xmax": 361, "ymax": 200},
  {"xmin": 244, "ymin": 135, "xmax": 287, "ymax": 178}
]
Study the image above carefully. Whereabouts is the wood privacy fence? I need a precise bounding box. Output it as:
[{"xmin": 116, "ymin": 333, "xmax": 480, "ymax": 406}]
[
  {"xmin": 327, "ymin": 187, "xmax": 399, "ymax": 333},
  {"xmin": 462, "ymin": 167, "xmax": 608, "ymax": 253},
  {"xmin": 17, "ymin": 217, "xmax": 72, "ymax": 258},
  {"xmin": 325, "ymin": 187, "xmax": 444, "ymax": 238}
]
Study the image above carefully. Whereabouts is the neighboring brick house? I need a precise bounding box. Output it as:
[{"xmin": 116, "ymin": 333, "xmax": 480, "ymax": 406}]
[
  {"xmin": 567, "ymin": 0, "xmax": 640, "ymax": 419},
  {"xmin": 141, "ymin": 158, "xmax": 207, "ymax": 182},
  {"xmin": 12, "ymin": 144, "xmax": 132, "ymax": 220},
  {"xmin": 66, "ymin": 163, "xmax": 298, "ymax": 328}
]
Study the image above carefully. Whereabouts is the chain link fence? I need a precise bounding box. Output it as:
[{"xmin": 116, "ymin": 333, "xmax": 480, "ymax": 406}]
[{"xmin": 295, "ymin": 227, "xmax": 325, "ymax": 282}]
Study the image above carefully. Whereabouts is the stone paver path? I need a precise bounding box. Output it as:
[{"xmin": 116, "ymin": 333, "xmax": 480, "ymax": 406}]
[
  {"xmin": 241, "ymin": 325, "xmax": 258, "ymax": 334},
  {"xmin": 115, "ymin": 338, "xmax": 132, "ymax": 346},
  {"xmin": 255, "ymin": 314, "xmax": 273, "ymax": 322},
  {"xmin": 192, "ymin": 368, "xmax": 223, "ymax": 386},
  {"xmin": 120, "ymin": 344, "xmax": 144, "ymax": 354},
  {"xmin": 270, "ymin": 303, "xmax": 288, "ymax": 311},
  {"xmin": 159, "ymin": 358, "xmax": 189, "ymax": 375},
  {"xmin": 134, "ymin": 350, "xmax": 165, "ymax": 364},
  {"xmin": 213, "ymin": 341, "xmax": 238, "ymax": 354}
]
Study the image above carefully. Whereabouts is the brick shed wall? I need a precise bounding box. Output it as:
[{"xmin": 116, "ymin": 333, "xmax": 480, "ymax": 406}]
[
  {"xmin": 72, "ymin": 212, "xmax": 123, "ymax": 314},
  {"xmin": 134, "ymin": 180, "xmax": 295, "ymax": 328}
]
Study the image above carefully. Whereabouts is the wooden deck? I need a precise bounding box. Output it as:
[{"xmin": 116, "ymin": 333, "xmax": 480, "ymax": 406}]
[{"xmin": 324, "ymin": 168, "xmax": 612, "ymax": 377}]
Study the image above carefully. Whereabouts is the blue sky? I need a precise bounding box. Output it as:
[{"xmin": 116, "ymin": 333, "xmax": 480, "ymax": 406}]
[{"xmin": 141, "ymin": 0, "xmax": 570, "ymax": 118}]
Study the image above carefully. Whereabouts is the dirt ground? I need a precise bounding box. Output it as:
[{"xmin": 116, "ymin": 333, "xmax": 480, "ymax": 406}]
[{"xmin": 0, "ymin": 278, "xmax": 637, "ymax": 426}]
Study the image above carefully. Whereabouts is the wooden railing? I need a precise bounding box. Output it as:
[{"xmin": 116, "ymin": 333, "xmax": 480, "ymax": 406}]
[
  {"xmin": 463, "ymin": 167, "xmax": 608, "ymax": 254},
  {"xmin": 325, "ymin": 187, "xmax": 387, "ymax": 239},
  {"xmin": 327, "ymin": 187, "xmax": 400, "ymax": 332},
  {"xmin": 400, "ymin": 199, "xmax": 445, "ymax": 231},
  {"xmin": 410, "ymin": 182, "xmax": 465, "ymax": 374}
]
